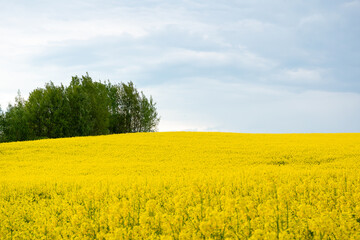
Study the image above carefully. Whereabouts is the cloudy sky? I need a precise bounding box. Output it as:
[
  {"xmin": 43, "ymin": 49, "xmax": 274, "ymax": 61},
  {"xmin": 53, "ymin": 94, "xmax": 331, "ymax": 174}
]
[{"xmin": 0, "ymin": 0, "xmax": 359, "ymax": 133}]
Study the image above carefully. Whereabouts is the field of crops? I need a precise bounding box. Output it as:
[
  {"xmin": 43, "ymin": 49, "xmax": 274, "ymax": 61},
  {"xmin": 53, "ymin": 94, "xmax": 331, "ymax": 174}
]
[{"xmin": 0, "ymin": 132, "xmax": 360, "ymax": 239}]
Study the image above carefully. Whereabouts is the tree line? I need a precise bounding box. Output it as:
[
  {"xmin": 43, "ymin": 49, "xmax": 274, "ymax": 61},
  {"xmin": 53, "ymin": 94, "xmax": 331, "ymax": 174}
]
[{"xmin": 0, "ymin": 74, "xmax": 159, "ymax": 142}]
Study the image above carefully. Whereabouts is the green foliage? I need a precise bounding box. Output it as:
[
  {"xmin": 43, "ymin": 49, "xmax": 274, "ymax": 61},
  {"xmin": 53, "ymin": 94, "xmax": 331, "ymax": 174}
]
[
  {"xmin": 140, "ymin": 94, "xmax": 159, "ymax": 132},
  {"xmin": 1, "ymin": 92, "xmax": 31, "ymax": 142},
  {"xmin": 0, "ymin": 107, "xmax": 4, "ymax": 142},
  {"xmin": 106, "ymin": 81, "xmax": 160, "ymax": 134},
  {"xmin": 26, "ymin": 82, "xmax": 71, "ymax": 139},
  {"xmin": 0, "ymin": 74, "xmax": 160, "ymax": 142}
]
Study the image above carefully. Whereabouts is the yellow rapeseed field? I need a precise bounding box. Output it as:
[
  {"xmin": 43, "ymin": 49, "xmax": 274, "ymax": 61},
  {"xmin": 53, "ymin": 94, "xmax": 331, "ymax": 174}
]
[{"xmin": 0, "ymin": 132, "xmax": 360, "ymax": 239}]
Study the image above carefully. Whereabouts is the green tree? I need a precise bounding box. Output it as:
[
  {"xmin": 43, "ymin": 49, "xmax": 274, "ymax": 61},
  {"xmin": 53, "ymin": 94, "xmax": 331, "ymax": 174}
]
[
  {"xmin": 42, "ymin": 82, "xmax": 71, "ymax": 138},
  {"xmin": 81, "ymin": 75, "xmax": 110, "ymax": 135},
  {"xmin": 2, "ymin": 91, "xmax": 31, "ymax": 142},
  {"xmin": 66, "ymin": 73, "xmax": 110, "ymax": 136},
  {"xmin": 119, "ymin": 81, "xmax": 141, "ymax": 133},
  {"xmin": 112, "ymin": 81, "xmax": 160, "ymax": 133},
  {"xmin": 26, "ymin": 88, "xmax": 47, "ymax": 138},
  {"xmin": 27, "ymin": 82, "xmax": 71, "ymax": 139},
  {"xmin": 0, "ymin": 107, "xmax": 4, "ymax": 142},
  {"xmin": 66, "ymin": 75, "xmax": 94, "ymax": 136},
  {"xmin": 139, "ymin": 93, "xmax": 160, "ymax": 132},
  {"xmin": 0, "ymin": 74, "xmax": 160, "ymax": 142},
  {"xmin": 107, "ymin": 82, "xmax": 124, "ymax": 133}
]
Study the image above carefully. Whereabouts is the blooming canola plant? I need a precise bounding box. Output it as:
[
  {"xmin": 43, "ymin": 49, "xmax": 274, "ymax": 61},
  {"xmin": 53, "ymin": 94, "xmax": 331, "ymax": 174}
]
[{"xmin": 0, "ymin": 132, "xmax": 359, "ymax": 239}]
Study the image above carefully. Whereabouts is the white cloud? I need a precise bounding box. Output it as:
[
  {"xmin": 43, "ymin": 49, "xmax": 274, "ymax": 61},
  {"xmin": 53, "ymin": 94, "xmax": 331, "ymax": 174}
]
[
  {"xmin": 342, "ymin": 0, "xmax": 360, "ymax": 8},
  {"xmin": 157, "ymin": 49, "xmax": 229, "ymax": 66},
  {"xmin": 235, "ymin": 48, "xmax": 278, "ymax": 70},
  {"xmin": 299, "ymin": 14, "xmax": 325, "ymax": 27},
  {"xmin": 0, "ymin": 19, "xmax": 149, "ymax": 55},
  {"xmin": 236, "ymin": 19, "xmax": 275, "ymax": 32},
  {"xmin": 150, "ymin": 48, "xmax": 276, "ymax": 70},
  {"xmin": 276, "ymin": 68, "xmax": 326, "ymax": 84}
]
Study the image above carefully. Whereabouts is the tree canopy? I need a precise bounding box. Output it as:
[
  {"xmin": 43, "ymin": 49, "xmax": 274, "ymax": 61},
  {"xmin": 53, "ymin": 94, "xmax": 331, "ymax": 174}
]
[{"xmin": 0, "ymin": 74, "xmax": 160, "ymax": 142}]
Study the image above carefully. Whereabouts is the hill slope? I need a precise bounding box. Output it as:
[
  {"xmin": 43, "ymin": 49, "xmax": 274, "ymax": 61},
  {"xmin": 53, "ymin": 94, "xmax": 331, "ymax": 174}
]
[{"xmin": 0, "ymin": 132, "xmax": 360, "ymax": 239}]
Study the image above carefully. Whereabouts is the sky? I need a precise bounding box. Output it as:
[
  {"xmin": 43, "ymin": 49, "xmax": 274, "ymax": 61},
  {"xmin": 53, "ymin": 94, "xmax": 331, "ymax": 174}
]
[{"xmin": 0, "ymin": 0, "xmax": 359, "ymax": 133}]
